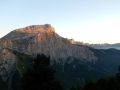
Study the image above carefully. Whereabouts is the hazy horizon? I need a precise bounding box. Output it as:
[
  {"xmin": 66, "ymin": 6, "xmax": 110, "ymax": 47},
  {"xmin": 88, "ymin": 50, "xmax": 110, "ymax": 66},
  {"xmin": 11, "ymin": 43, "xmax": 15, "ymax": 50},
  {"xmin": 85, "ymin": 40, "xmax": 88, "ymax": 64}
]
[{"xmin": 0, "ymin": 0, "xmax": 120, "ymax": 44}]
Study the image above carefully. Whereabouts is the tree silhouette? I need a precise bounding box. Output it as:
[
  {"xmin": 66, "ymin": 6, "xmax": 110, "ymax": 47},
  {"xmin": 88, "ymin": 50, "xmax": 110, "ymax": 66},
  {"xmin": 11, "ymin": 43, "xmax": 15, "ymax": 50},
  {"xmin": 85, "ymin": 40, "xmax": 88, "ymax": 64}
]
[{"xmin": 22, "ymin": 54, "xmax": 63, "ymax": 90}]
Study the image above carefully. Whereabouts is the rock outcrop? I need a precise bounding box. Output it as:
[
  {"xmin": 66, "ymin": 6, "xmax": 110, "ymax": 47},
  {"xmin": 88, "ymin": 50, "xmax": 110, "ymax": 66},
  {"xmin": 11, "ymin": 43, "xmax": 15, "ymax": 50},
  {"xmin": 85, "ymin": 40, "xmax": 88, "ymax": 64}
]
[
  {"xmin": 1, "ymin": 24, "xmax": 120, "ymax": 89},
  {"xmin": 0, "ymin": 24, "xmax": 97, "ymax": 84},
  {"xmin": 0, "ymin": 48, "xmax": 17, "ymax": 81},
  {"xmin": 0, "ymin": 24, "xmax": 97, "ymax": 60}
]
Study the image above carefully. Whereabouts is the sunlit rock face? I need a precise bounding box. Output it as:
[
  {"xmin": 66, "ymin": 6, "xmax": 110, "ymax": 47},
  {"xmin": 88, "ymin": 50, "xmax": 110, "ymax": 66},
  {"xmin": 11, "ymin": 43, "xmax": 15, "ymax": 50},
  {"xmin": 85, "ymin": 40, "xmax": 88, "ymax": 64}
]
[
  {"xmin": 0, "ymin": 24, "xmax": 97, "ymax": 81},
  {"xmin": 1, "ymin": 24, "xmax": 97, "ymax": 61}
]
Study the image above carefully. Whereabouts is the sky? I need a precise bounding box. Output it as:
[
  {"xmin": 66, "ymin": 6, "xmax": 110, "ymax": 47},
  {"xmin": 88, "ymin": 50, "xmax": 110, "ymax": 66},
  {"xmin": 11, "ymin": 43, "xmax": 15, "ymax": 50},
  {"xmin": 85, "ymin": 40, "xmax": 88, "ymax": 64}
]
[{"xmin": 0, "ymin": 0, "xmax": 120, "ymax": 44}]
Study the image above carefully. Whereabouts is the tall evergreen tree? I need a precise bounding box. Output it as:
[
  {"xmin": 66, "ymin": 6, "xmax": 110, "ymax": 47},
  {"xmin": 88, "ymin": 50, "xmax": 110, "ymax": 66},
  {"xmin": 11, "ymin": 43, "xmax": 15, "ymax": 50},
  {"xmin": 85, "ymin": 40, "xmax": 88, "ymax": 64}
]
[{"xmin": 22, "ymin": 54, "xmax": 63, "ymax": 90}]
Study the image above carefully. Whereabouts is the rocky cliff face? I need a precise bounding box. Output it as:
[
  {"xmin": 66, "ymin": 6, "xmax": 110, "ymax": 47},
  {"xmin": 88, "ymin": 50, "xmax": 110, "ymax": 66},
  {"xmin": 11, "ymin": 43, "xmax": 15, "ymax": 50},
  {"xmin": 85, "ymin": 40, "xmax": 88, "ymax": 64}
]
[
  {"xmin": 1, "ymin": 24, "xmax": 120, "ymax": 89},
  {"xmin": 1, "ymin": 24, "xmax": 97, "ymax": 60},
  {"xmin": 0, "ymin": 48, "xmax": 17, "ymax": 81},
  {"xmin": 0, "ymin": 24, "xmax": 97, "ymax": 84}
]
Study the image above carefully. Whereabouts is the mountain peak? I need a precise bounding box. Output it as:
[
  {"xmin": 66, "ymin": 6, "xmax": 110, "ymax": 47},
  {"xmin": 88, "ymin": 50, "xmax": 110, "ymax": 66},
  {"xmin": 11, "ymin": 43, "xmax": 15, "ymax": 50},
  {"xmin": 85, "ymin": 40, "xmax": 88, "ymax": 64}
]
[
  {"xmin": 2, "ymin": 24, "xmax": 55, "ymax": 40},
  {"xmin": 15, "ymin": 24, "xmax": 55, "ymax": 33}
]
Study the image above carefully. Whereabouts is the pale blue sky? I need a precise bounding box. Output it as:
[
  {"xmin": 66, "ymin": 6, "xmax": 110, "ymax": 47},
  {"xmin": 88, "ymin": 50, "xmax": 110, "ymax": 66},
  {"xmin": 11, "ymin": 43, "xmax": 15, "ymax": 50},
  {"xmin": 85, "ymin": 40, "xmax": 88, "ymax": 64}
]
[{"xmin": 0, "ymin": 0, "xmax": 120, "ymax": 43}]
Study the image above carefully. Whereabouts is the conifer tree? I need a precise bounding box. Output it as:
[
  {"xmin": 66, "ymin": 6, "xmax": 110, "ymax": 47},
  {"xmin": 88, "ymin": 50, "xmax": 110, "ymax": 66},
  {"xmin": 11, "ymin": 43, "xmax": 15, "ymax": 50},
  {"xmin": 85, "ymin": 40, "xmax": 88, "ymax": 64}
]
[{"xmin": 22, "ymin": 54, "xmax": 63, "ymax": 90}]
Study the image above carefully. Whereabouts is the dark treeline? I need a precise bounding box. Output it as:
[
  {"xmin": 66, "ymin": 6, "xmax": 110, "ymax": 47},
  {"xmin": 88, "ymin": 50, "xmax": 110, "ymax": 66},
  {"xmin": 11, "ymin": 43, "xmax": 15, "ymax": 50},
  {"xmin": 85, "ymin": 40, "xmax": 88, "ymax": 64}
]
[
  {"xmin": 9, "ymin": 53, "xmax": 120, "ymax": 90},
  {"xmin": 22, "ymin": 54, "xmax": 63, "ymax": 90},
  {"xmin": 70, "ymin": 66, "xmax": 120, "ymax": 90},
  {"xmin": 21, "ymin": 54, "xmax": 120, "ymax": 90}
]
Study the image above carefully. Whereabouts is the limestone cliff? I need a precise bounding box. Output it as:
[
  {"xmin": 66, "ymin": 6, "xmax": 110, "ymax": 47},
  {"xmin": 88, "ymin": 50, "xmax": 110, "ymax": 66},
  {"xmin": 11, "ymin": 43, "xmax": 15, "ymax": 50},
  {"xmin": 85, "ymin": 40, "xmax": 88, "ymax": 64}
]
[
  {"xmin": 0, "ymin": 24, "xmax": 97, "ymax": 82},
  {"xmin": 1, "ymin": 24, "xmax": 97, "ymax": 60}
]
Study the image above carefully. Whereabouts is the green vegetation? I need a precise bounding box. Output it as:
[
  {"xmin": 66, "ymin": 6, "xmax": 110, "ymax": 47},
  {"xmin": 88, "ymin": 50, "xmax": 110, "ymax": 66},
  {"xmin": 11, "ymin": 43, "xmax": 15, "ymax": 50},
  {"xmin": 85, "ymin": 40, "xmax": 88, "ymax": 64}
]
[
  {"xmin": 22, "ymin": 54, "xmax": 63, "ymax": 90},
  {"xmin": 0, "ymin": 77, "xmax": 7, "ymax": 90},
  {"xmin": 1, "ymin": 50, "xmax": 120, "ymax": 90},
  {"xmin": 14, "ymin": 51, "xmax": 33, "ymax": 77},
  {"xmin": 69, "ymin": 66, "xmax": 120, "ymax": 90}
]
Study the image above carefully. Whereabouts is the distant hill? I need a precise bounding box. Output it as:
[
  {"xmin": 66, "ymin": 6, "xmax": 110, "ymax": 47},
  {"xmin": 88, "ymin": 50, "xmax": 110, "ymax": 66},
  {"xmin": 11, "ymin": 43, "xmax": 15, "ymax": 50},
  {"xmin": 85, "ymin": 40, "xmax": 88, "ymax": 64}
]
[
  {"xmin": 87, "ymin": 43, "xmax": 120, "ymax": 49},
  {"xmin": 75, "ymin": 42, "xmax": 120, "ymax": 50}
]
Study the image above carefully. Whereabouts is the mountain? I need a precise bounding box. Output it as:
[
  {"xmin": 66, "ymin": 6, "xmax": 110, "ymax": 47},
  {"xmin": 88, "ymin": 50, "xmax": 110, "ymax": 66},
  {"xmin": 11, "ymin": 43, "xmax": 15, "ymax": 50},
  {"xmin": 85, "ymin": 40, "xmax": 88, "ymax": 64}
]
[
  {"xmin": 0, "ymin": 24, "xmax": 96, "ymax": 61},
  {"xmin": 0, "ymin": 24, "xmax": 120, "ymax": 89},
  {"xmin": 86, "ymin": 43, "xmax": 120, "ymax": 50}
]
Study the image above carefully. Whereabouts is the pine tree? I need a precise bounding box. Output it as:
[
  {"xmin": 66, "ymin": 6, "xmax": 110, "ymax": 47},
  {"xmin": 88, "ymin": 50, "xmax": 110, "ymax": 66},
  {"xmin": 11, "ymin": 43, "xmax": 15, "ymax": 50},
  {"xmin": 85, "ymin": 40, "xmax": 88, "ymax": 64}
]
[{"xmin": 22, "ymin": 54, "xmax": 63, "ymax": 90}]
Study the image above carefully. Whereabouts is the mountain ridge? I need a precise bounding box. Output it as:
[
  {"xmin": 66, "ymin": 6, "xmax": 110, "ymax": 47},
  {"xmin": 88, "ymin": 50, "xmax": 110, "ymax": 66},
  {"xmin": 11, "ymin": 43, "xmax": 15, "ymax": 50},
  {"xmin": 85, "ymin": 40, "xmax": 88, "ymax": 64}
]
[
  {"xmin": 0, "ymin": 24, "xmax": 97, "ymax": 82},
  {"xmin": 0, "ymin": 24, "xmax": 97, "ymax": 61},
  {"xmin": 1, "ymin": 24, "xmax": 120, "ymax": 89}
]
